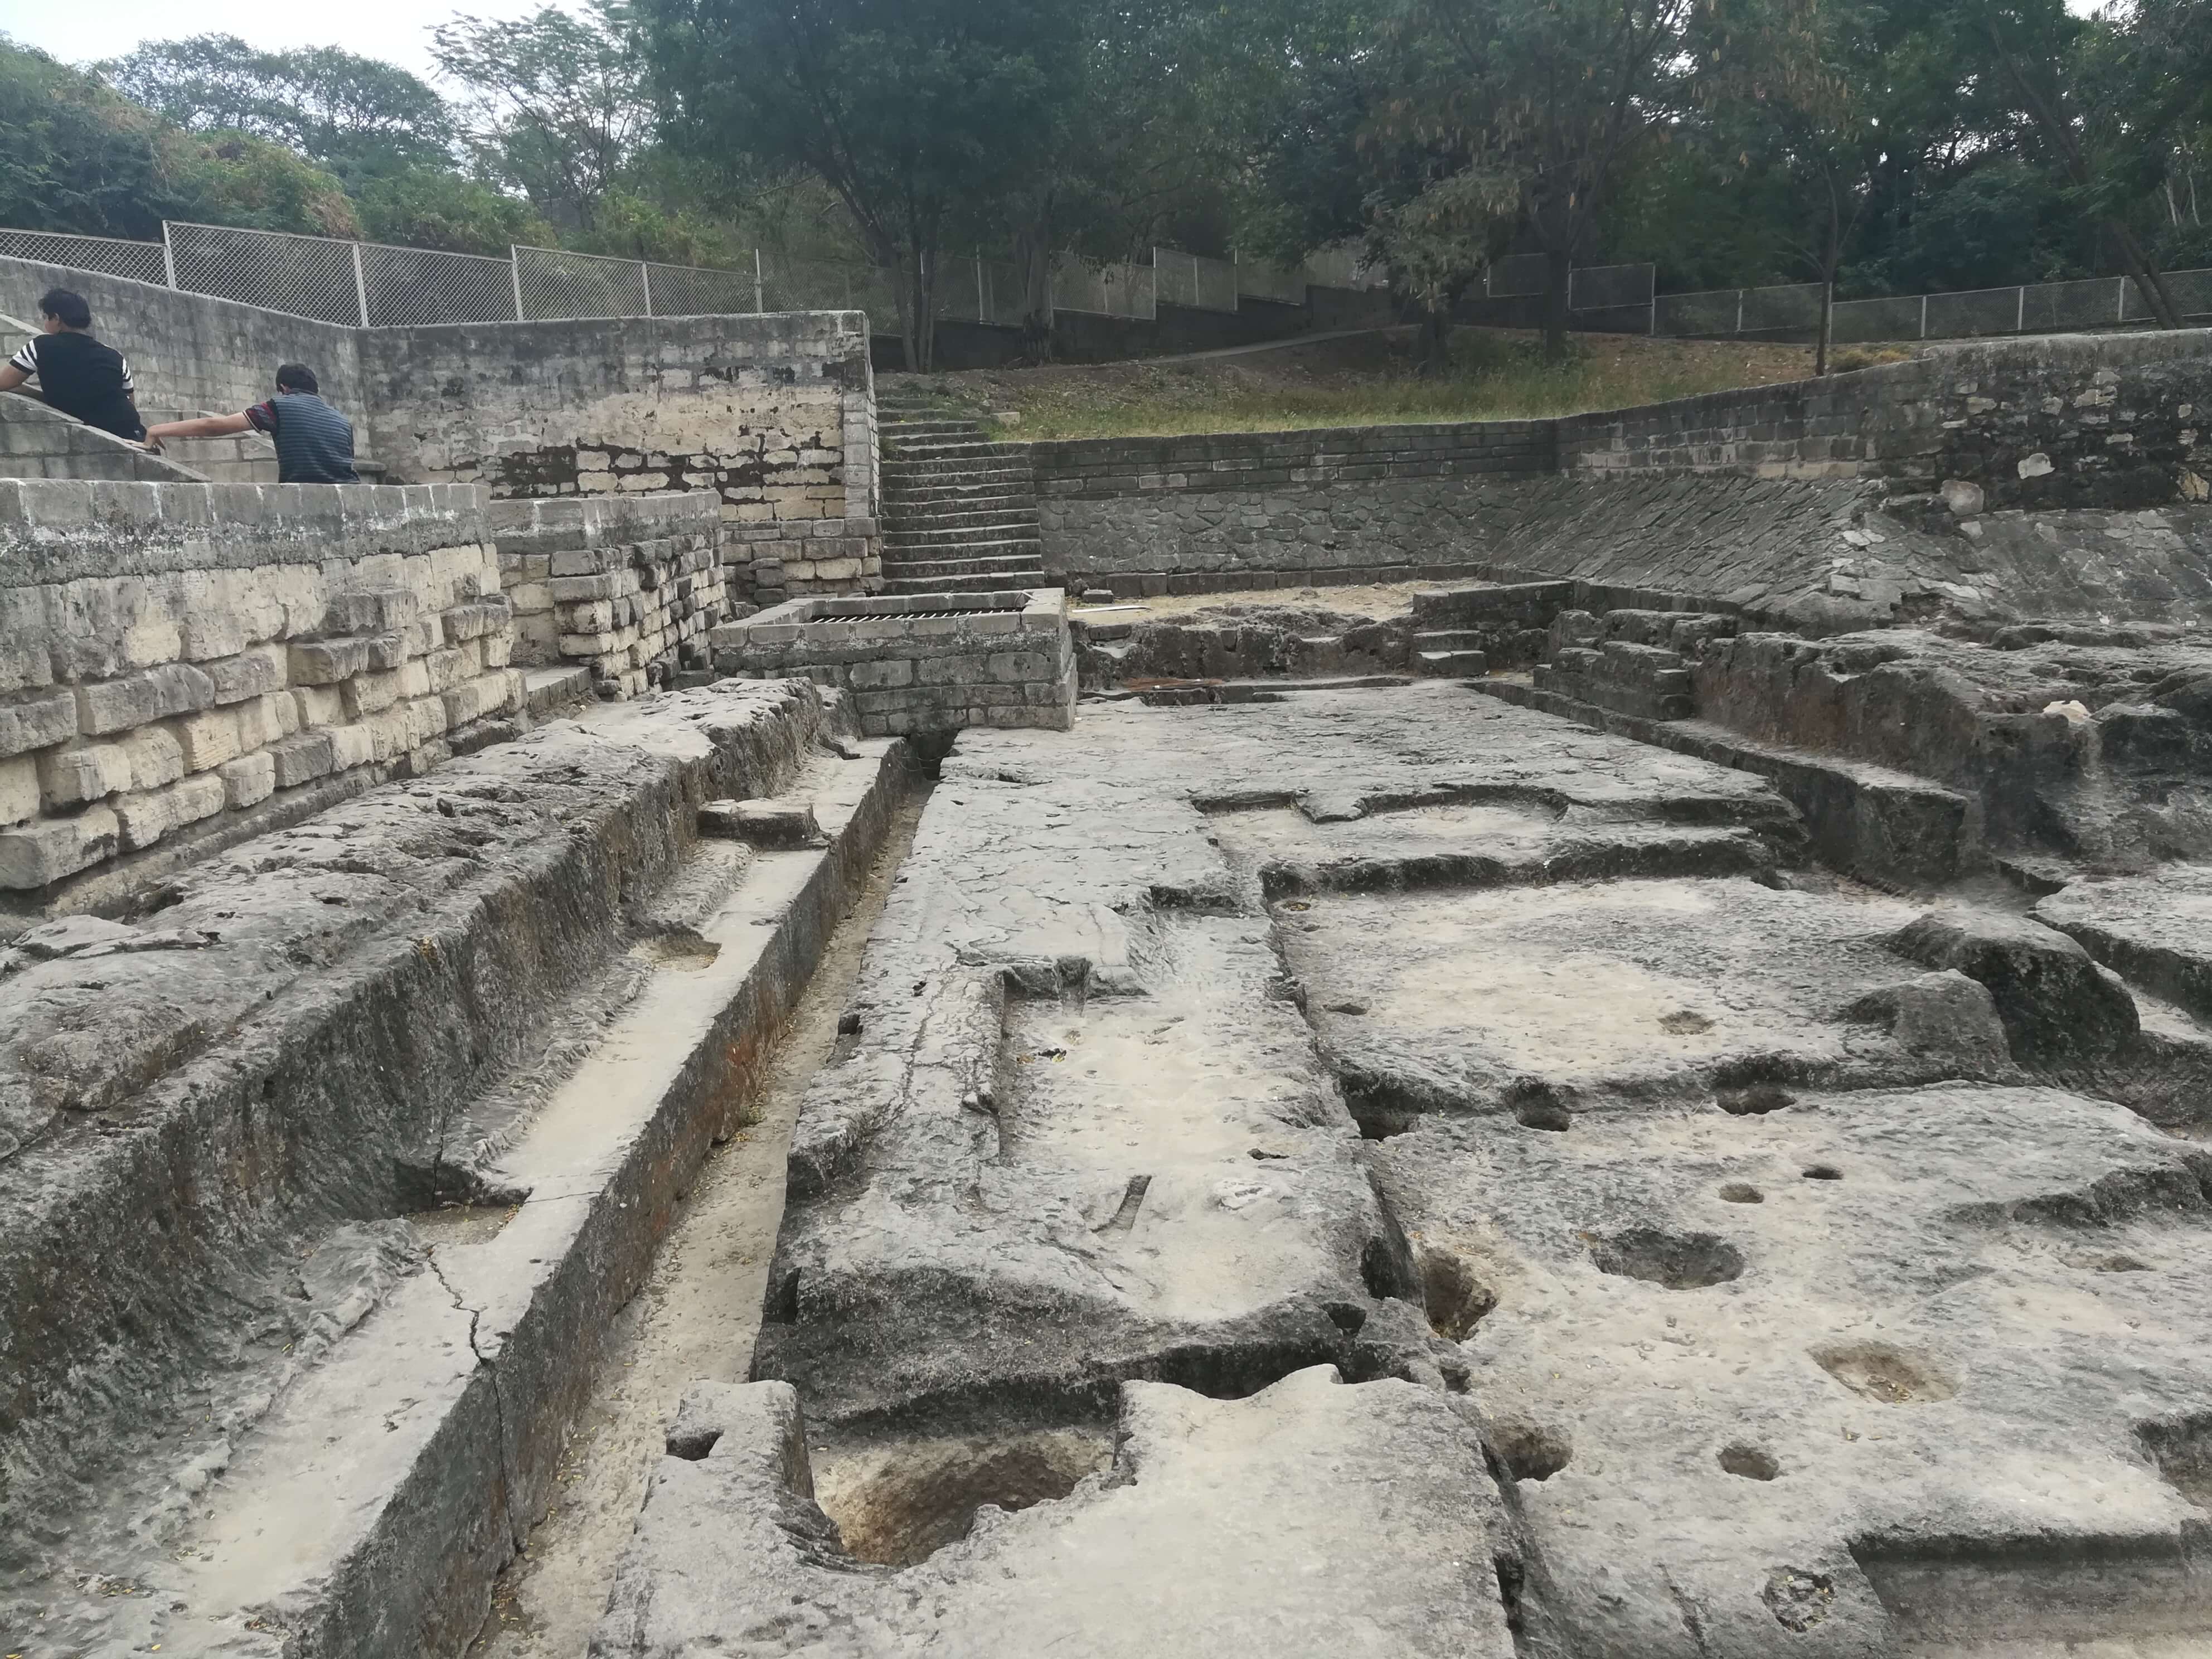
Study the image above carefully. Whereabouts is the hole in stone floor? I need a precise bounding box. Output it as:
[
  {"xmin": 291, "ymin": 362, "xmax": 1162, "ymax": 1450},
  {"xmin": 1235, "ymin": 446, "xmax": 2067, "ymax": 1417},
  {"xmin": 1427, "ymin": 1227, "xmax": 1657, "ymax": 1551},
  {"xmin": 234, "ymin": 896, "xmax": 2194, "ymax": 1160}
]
[
  {"xmin": 1719, "ymin": 1443, "xmax": 1781, "ymax": 1480},
  {"xmin": 1719, "ymin": 1182, "xmax": 1765, "ymax": 1204},
  {"xmin": 1507, "ymin": 1079, "xmax": 1574, "ymax": 1132},
  {"xmin": 812, "ymin": 1428, "xmax": 1110, "ymax": 1568},
  {"xmin": 1419, "ymin": 1243, "xmax": 1498, "ymax": 1340},
  {"xmin": 1660, "ymin": 1010, "xmax": 1714, "ymax": 1035},
  {"xmin": 1341, "ymin": 1078, "xmax": 1424, "ymax": 1139},
  {"xmin": 1491, "ymin": 1419, "xmax": 1572, "ymax": 1482},
  {"xmin": 1589, "ymin": 1226, "xmax": 1745, "ymax": 1289},
  {"xmin": 1718, "ymin": 1084, "xmax": 1796, "ymax": 1116},
  {"xmin": 1802, "ymin": 1164, "xmax": 1844, "ymax": 1181},
  {"xmin": 633, "ymin": 930, "xmax": 721, "ymax": 969},
  {"xmin": 2070, "ymin": 1251, "xmax": 2153, "ymax": 1272},
  {"xmin": 1811, "ymin": 1341, "xmax": 1957, "ymax": 1405}
]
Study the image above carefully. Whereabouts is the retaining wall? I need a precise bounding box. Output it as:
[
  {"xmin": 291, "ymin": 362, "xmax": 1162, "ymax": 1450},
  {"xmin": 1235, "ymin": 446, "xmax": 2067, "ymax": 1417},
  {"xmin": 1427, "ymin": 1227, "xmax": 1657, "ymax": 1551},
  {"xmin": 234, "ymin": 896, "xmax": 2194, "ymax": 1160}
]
[
  {"xmin": 491, "ymin": 492, "xmax": 729, "ymax": 696},
  {"xmin": 1560, "ymin": 327, "xmax": 2212, "ymax": 508},
  {"xmin": 0, "ymin": 479, "xmax": 520, "ymax": 890},
  {"xmin": 1032, "ymin": 421, "xmax": 1556, "ymax": 594}
]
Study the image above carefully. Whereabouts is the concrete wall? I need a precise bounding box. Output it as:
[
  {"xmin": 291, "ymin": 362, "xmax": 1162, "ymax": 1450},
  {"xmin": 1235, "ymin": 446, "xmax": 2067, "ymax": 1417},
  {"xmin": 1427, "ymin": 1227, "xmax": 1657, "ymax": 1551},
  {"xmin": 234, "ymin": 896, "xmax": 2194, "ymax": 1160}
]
[
  {"xmin": 1031, "ymin": 421, "xmax": 1555, "ymax": 595},
  {"xmin": 1560, "ymin": 327, "xmax": 2212, "ymax": 509},
  {"xmin": 0, "ymin": 255, "xmax": 366, "ymax": 418},
  {"xmin": 491, "ymin": 492, "xmax": 728, "ymax": 696},
  {"xmin": 0, "ymin": 479, "xmax": 520, "ymax": 890}
]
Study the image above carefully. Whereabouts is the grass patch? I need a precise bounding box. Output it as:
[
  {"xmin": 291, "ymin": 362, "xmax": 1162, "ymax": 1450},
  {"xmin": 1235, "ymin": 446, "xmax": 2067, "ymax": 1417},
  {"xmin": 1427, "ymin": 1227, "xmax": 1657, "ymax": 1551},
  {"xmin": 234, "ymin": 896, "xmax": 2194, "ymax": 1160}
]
[{"xmin": 884, "ymin": 327, "xmax": 1821, "ymax": 443}]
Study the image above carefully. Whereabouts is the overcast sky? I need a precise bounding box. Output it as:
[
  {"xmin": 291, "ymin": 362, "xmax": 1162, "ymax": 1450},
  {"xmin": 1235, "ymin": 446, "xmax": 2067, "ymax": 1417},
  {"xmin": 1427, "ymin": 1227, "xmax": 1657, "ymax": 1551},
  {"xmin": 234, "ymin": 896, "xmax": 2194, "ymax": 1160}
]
[{"xmin": 6, "ymin": 0, "xmax": 561, "ymax": 80}]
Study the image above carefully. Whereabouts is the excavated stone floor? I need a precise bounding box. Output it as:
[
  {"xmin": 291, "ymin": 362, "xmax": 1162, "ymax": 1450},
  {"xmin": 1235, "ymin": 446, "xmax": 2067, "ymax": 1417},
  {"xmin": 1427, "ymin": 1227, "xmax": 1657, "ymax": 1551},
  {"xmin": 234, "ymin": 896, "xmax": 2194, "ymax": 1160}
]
[{"xmin": 585, "ymin": 681, "xmax": 2212, "ymax": 1658}]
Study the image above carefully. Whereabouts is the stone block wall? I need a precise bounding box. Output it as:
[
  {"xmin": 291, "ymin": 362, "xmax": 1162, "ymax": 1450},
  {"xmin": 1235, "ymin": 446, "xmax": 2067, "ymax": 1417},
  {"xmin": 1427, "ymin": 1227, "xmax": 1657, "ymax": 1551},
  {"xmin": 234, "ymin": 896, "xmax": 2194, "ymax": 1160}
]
[
  {"xmin": 1, "ymin": 395, "xmax": 198, "ymax": 483},
  {"xmin": 1031, "ymin": 421, "xmax": 1556, "ymax": 594},
  {"xmin": 710, "ymin": 590, "xmax": 1074, "ymax": 736},
  {"xmin": 490, "ymin": 493, "xmax": 729, "ymax": 697},
  {"xmin": 0, "ymin": 480, "xmax": 520, "ymax": 890},
  {"xmin": 1559, "ymin": 327, "xmax": 2212, "ymax": 509},
  {"xmin": 357, "ymin": 312, "xmax": 880, "ymax": 600}
]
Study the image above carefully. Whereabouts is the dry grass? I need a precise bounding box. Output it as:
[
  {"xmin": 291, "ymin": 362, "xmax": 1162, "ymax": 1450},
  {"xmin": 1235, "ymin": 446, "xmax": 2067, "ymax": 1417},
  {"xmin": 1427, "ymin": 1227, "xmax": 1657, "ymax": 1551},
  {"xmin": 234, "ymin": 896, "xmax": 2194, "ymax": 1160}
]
[{"xmin": 882, "ymin": 326, "xmax": 1824, "ymax": 442}]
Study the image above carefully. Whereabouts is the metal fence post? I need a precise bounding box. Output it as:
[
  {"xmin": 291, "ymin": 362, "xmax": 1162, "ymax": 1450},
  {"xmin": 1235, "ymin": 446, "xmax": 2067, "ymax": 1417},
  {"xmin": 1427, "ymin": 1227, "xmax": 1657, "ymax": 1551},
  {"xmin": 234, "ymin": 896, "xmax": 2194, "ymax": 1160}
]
[
  {"xmin": 2016, "ymin": 287, "xmax": 2026, "ymax": 333},
  {"xmin": 510, "ymin": 246, "xmax": 525, "ymax": 320},
  {"xmin": 1736, "ymin": 290, "xmax": 1745, "ymax": 335},
  {"xmin": 641, "ymin": 261, "xmax": 653, "ymax": 317},
  {"xmin": 2117, "ymin": 275, "xmax": 2128, "ymax": 324},
  {"xmin": 161, "ymin": 222, "xmax": 178, "ymax": 289},
  {"xmin": 351, "ymin": 242, "xmax": 370, "ymax": 327},
  {"xmin": 1920, "ymin": 294, "xmax": 1928, "ymax": 339},
  {"xmin": 754, "ymin": 249, "xmax": 764, "ymax": 314},
  {"xmin": 976, "ymin": 254, "xmax": 986, "ymax": 323}
]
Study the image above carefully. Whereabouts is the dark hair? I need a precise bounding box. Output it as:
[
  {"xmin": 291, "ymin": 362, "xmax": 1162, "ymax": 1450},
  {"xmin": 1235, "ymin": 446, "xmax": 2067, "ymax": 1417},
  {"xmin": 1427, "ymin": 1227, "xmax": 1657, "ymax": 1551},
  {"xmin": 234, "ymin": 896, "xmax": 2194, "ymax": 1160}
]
[
  {"xmin": 274, "ymin": 362, "xmax": 319, "ymax": 394},
  {"xmin": 38, "ymin": 288, "xmax": 91, "ymax": 329}
]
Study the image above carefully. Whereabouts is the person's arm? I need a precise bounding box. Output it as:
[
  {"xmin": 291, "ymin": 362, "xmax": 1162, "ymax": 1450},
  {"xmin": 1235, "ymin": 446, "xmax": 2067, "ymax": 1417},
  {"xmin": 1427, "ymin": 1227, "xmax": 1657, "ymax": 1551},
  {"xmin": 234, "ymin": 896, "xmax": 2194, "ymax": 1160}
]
[
  {"xmin": 0, "ymin": 338, "xmax": 35, "ymax": 393},
  {"xmin": 142, "ymin": 411, "xmax": 251, "ymax": 452}
]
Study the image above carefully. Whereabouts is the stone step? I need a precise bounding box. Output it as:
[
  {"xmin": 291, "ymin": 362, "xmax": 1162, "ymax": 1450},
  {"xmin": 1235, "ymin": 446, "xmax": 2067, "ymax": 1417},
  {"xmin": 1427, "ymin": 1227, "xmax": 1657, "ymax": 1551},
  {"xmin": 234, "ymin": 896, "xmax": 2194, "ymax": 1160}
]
[
  {"xmin": 1411, "ymin": 630, "xmax": 1487, "ymax": 652},
  {"xmin": 882, "ymin": 522, "xmax": 1042, "ymax": 549},
  {"xmin": 879, "ymin": 462, "xmax": 1035, "ymax": 484},
  {"xmin": 880, "ymin": 438, "xmax": 1029, "ymax": 460},
  {"xmin": 883, "ymin": 541, "xmax": 1045, "ymax": 566},
  {"xmin": 882, "ymin": 548, "xmax": 1050, "ymax": 578},
  {"xmin": 879, "ymin": 488, "xmax": 1039, "ymax": 512},
  {"xmin": 1415, "ymin": 649, "xmax": 1489, "ymax": 677},
  {"xmin": 881, "ymin": 507, "xmax": 1042, "ymax": 532},
  {"xmin": 884, "ymin": 572, "xmax": 1050, "ymax": 596}
]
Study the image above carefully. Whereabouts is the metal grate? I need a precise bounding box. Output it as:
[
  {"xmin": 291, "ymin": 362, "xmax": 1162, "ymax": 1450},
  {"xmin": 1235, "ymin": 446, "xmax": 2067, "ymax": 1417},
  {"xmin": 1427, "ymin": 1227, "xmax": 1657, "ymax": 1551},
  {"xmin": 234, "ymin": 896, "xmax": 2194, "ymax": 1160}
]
[
  {"xmin": 514, "ymin": 244, "xmax": 647, "ymax": 320},
  {"xmin": 165, "ymin": 220, "xmax": 363, "ymax": 324},
  {"xmin": 0, "ymin": 228, "xmax": 167, "ymax": 285},
  {"xmin": 362, "ymin": 241, "xmax": 516, "ymax": 326}
]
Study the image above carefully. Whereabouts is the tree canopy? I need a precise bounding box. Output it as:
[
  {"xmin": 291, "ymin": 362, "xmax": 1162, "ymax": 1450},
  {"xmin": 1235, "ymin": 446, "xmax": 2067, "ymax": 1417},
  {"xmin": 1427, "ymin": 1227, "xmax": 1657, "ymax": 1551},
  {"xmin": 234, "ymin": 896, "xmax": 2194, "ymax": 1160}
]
[{"xmin": 1, "ymin": 0, "xmax": 2206, "ymax": 364}]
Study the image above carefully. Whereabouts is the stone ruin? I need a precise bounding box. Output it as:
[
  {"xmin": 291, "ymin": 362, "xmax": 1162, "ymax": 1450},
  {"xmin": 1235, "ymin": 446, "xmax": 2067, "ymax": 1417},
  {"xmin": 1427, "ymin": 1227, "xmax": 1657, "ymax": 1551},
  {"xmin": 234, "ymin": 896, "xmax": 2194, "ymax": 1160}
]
[{"xmin": 4, "ymin": 269, "xmax": 2212, "ymax": 1659}]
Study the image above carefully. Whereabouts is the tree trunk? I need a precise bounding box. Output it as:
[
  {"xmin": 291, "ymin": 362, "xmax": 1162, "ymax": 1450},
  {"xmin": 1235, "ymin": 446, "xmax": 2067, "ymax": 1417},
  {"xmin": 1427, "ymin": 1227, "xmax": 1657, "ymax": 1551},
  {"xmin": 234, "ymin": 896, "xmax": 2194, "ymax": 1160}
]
[
  {"xmin": 1816, "ymin": 192, "xmax": 1839, "ymax": 377},
  {"xmin": 2107, "ymin": 217, "xmax": 2185, "ymax": 329},
  {"xmin": 1014, "ymin": 230, "xmax": 1055, "ymax": 363},
  {"xmin": 1542, "ymin": 248, "xmax": 1571, "ymax": 361}
]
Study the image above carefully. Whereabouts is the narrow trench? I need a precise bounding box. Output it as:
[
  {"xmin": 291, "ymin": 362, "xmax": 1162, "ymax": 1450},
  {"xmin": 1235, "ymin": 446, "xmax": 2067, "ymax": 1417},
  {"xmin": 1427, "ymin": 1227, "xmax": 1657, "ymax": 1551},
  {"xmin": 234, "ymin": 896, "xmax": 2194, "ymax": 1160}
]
[{"xmin": 471, "ymin": 783, "xmax": 932, "ymax": 1657}]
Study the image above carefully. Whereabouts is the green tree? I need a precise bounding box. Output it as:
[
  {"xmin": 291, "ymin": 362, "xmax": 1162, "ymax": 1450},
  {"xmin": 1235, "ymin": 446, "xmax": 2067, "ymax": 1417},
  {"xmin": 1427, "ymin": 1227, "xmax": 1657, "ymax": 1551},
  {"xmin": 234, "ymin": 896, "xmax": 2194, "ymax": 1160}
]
[
  {"xmin": 639, "ymin": 0, "xmax": 1074, "ymax": 368},
  {"xmin": 99, "ymin": 35, "xmax": 457, "ymax": 190},
  {"xmin": 355, "ymin": 167, "xmax": 553, "ymax": 254},
  {"xmin": 0, "ymin": 37, "xmax": 183, "ymax": 237},
  {"xmin": 1366, "ymin": 0, "xmax": 1699, "ymax": 358},
  {"xmin": 432, "ymin": 3, "xmax": 654, "ymax": 235}
]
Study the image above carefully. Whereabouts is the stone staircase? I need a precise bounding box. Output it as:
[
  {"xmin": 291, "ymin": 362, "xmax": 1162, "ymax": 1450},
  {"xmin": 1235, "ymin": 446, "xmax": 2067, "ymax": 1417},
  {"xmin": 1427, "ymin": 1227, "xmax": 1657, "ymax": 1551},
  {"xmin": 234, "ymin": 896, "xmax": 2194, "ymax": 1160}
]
[
  {"xmin": 1407, "ymin": 630, "xmax": 1489, "ymax": 677},
  {"xmin": 1532, "ymin": 608, "xmax": 1738, "ymax": 720},
  {"xmin": 876, "ymin": 396, "xmax": 1047, "ymax": 595}
]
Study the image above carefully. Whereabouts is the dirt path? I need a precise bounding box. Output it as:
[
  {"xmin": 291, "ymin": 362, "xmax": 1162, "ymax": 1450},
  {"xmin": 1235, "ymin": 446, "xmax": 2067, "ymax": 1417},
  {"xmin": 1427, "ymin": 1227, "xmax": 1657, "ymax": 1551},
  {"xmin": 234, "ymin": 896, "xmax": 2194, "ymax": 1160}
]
[{"xmin": 473, "ymin": 787, "xmax": 930, "ymax": 1657}]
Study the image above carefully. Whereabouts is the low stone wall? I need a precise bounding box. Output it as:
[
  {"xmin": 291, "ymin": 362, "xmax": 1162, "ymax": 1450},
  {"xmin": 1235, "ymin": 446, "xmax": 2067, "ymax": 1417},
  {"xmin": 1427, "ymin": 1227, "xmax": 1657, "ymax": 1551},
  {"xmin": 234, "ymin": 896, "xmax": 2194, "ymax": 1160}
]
[
  {"xmin": 1560, "ymin": 328, "xmax": 2212, "ymax": 510},
  {"xmin": 722, "ymin": 518, "xmax": 884, "ymax": 609},
  {"xmin": 1031, "ymin": 421, "xmax": 1555, "ymax": 594},
  {"xmin": 710, "ymin": 589, "xmax": 1074, "ymax": 736},
  {"xmin": 1, "ymin": 480, "xmax": 520, "ymax": 890},
  {"xmin": 358, "ymin": 312, "xmax": 880, "ymax": 581},
  {"xmin": 491, "ymin": 493, "xmax": 727, "ymax": 697}
]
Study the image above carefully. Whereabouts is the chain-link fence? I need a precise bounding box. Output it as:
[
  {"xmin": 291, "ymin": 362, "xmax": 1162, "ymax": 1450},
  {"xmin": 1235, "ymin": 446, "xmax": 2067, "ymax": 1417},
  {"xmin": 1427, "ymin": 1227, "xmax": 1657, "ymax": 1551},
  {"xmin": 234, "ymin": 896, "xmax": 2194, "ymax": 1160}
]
[
  {"xmin": 166, "ymin": 221, "xmax": 362, "ymax": 326},
  {"xmin": 1052, "ymin": 257, "xmax": 1157, "ymax": 319},
  {"xmin": 641, "ymin": 259, "xmax": 757, "ymax": 318},
  {"xmin": 1301, "ymin": 245, "xmax": 1387, "ymax": 292},
  {"xmin": 1152, "ymin": 248, "xmax": 1239, "ymax": 312},
  {"xmin": 362, "ymin": 242, "xmax": 515, "ymax": 327},
  {"xmin": 514, "ymin": 245, "xmax": 647, "ymax": 321},
  {"xmin": 1569, "ymin": 263, "xmax": 1657, "ymax": 312},
  {"xmin": 0, "ymin": 229, "xmax": 169, "ymax": 285},
  {"xmin": 1657, "ymin": 267, "xmax": 2212, "ymax": 343},
  {"xmin": 1235, "ymin": 258, "xmax": 1307, "ymax": 306}
]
